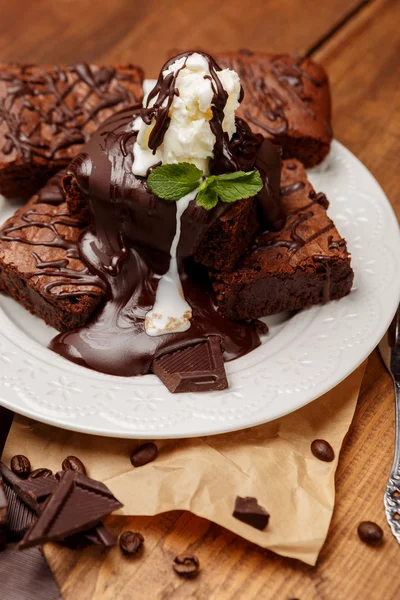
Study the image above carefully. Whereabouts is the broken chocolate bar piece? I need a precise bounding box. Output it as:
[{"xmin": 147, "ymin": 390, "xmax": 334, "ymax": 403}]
[
  {"xmin": 152, "ymin": 337, "xmax": 228, "ymax": 393},
  {"xmin": 4, "ymin": 483, "xmax": 36, "ymax": 540},
  {"xmin": 0, "ymin": 462, "xmax": 115, "ymax": 546},
  {"xmin": 19, "ymin": 470, "xmax": 122, "ymax": 549},
  {"xmin": 0, "ymin": 475, "xmax": 8, "ymax": 548},
  {"xmin": 0, "ymin": 461, "xmax": 57, "ymax": 512},
  {"xmin": 0, "ymin": 545, "xmax": 62, "ymax": 600},
  {"xmin": 233, "ymin": 496, "xmax": 270, "ymax": 531},
  {"xmin": 0, "ymin": 406, "xmax": 13, "ymax": 458}
]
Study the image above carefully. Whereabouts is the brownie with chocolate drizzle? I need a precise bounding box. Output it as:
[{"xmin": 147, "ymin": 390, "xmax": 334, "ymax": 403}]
[
  {"xmin": 215, "ymin": 51, "xmax": 332, "ymax": 168},
  {"xmin": 0, "ymin": 171, "xmax": 104, "ymax": 331},
  {"xmin": 0, "ymin": 63, "xmax": 143, "ymax": 199},
  {"xmin": 211, "ymin": 159, "xmax": 354, "ymax": 320}
]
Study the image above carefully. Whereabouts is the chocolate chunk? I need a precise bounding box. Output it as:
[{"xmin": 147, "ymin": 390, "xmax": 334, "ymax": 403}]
[
  {"xmin": 357, "ymin": 521, "xmax": 384, "ymax": 546},
  {"xmin": 152, "ymin": 337, "xmax": 228, "ymax": 393},
  {"xmin": 11, "ymin": 455, "xmax": 31, "ymax": 479},
  {"xmin": 130, "ymin": 443, "xmax": 159, "ymax": 468},
  {"xmin": 172, "ymin": 554, "xmax": 200, "ymax": 579},
  {"xmin": 62, "ymin": 456, "xmax": 87, "ymax": 476},
  {"xmin": 62, "ymin": 522, "xmax": 115, "ymax": 549},
  {"xmin": 0, "ymin": 461, "xmax": 57, "ymax": 512},
  {"xmin": 29, "ymin": 468, "xmax": 53, "ymax": 480},
  {"xmin": 311, "ymin": 439, "xmax": 335, "ymax": 462},
  {"xmin": 0, "ymin": 475, "xmax": 8, "ymax": 549},
  {"xmin": 0, "ymin": 406, "xmax": 13, "ymax": 458},
  {"xmin": 81, "ymin": 522, "xmax": 116, "ymax": 547},
  {"xmin": 0, "ymin": 545, "xmax": 61, "ymax": 599},
  {"xmin": 19, "ymin": 470, "xmax": 123, "ymax": 549},
  {"xmin": 3, "ymin": 483, "xmax": 35, "ymax": 540},
  {"xmin": 119, "ymin": 531, "xmax": 144, "ymax": 556},
  {"xmin": 233, "ymin": 496, "xmax": 270, "ymax": 531}
]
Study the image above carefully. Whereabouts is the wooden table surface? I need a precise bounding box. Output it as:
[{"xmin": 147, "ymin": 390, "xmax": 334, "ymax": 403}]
[{"xmin": 2, "ymin": 0, "xmax": 400, "ymax": 598}]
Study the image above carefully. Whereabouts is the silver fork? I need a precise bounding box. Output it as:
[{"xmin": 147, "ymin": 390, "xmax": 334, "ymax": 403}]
[{"xmin": 379, "ymin": 307, "xmax": 400, "ymax": 543}]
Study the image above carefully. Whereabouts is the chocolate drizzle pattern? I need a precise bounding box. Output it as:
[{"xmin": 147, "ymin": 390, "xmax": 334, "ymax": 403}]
[
  {"xmin": 0, "ymin": 172, "xmax": 105, "ymax": 300},
  {"xmin": 249, "ymin": 167, "xmax": 343, "ymax": 303},
  {"xmin": 217, "ymin": 51, "xmax": 328, "ymax": 138},
  {"xmin": 254, "ymin": 182, "xmax": 334, "ymax": 254},
  {"xmin": 139, "ymin": 52, "xmax": 259, "ymax": 175},
  {"xmin": 0, "ymin": 63, "xmax": 143, "ymax": 163}
]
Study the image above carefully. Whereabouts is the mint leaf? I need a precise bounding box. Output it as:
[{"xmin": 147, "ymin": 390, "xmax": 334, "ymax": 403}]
[
  {"xmin": 147, "ymin": 163, "xmax": 203, "ymax": 201},
  {"xmin": 196, "ymin": 185, "xmax": 219, "ymax": 210},
  {"xmin": 209, "ymin": 170, "xmax": 263, "ymax": 203}
]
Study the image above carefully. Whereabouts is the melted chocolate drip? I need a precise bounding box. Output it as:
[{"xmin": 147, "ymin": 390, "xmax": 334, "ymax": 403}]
[
  {"xmin": 313, "ymin": 255, "xmax": 332, "ymax": 302},
  {"xmin": 280, "ymin": 181, "xmax": 305, "ymax": 196},
  {"xmin": 46, "ymin": 53, "xmax": 284, "ymax": 378},
  {"xmin": 139, "ymin": 51, "xmax": 267, "ymax": 177},
  {"xmin": 49, "ymin": 101, "xmax": 267, "ymax": 376},
  {"xmin": 0, "ymin": 64, "xmax": 141, "ymax": 162},
  {"xmin": 328, "ymin": 235, "xmax": 346, "ymax": 251}
]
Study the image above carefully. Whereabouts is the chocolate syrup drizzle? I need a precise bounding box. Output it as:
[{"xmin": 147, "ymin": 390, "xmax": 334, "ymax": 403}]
[
  {"xmin": 0, "ymin": 173, "xmax": 105, "ymax": 300},
  {"xmin": 0, "ymin": 64, "xmax": 142, "ymax": 163},
  {"xmin": 48, "ymin": 51, "xmax": 286, "ymax": 377},
  {"xmin": 252, "ymin": 170, "xmax": 344, "ymax": 304},
  {"xmin": 140, "ymin": 52, "xmax": 260, "ymax": 175},
  {"xmin": 220, "ymin": 52, "xmax": 327, "ymax": 137}
]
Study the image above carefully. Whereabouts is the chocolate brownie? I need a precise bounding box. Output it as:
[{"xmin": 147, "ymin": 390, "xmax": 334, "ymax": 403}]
[
  {"xmin": 211, "ymin": 159, "xmax": 353, "ymax": 320},
  {"xmin": 62, "ymin": 106, "xmax": 282, "ymax": 273},
  {"xmin": 215, "ymin": 51, "xmax": 332, "ymax": 167},
  {"xmin": 0, "ymin": 172, "xmax": 104, "ymax": 331},
  {"xmin": 0, "ymin": 63, "xmax": 144, "ymax": 198},
  {"xmin": 64, "ymin": 171, "xmax": 258, "ymax": 273}
]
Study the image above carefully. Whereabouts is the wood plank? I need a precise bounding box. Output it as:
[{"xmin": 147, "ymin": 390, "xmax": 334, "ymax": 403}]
[
  {"xmin": 0, "ymin": 0, "xmax": 362, "ymax": 75},
  {"xmin": 314, "ymin": 0, "xmax": 400, "ymax": 215}
]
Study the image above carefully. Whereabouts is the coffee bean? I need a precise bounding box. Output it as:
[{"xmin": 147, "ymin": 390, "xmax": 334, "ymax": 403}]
[
  {"xmin": 130, "ymin": 442, "xmax": 159, "ymax": 468},
  {"xmin": 119, "ymin": 531, "xmax": 144, "ymax": 556},
  {"xmin": 62, "ymin": 456, "xmax": 87, "ymax": 476},
  {"xmin": 357, "ymin": 521, "xmax": 383, "ymax": 545},
  {"xmin": 311, "ymin": 439, "xmax": 334, "ymax": 462},
  {"xmin": 10, "ymin": 455, "xmax": 31, "ymax": 479},
  {"xmin": 172, "ymin": 554, "xmax": 200, "ymax": 579},
  {"xmin": 29, "ymin": 468, "xmax": 53, "ymax": 479}
]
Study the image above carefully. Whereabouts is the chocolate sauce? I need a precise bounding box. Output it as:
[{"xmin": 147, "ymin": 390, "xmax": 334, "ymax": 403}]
[
  {"xmin": 280, "ymin": 181, "xmax": 305, "ymax": 196},
  {"xmin": 328, "ymin": 235, "xmax": 346, "ymax": 251},
  {"xmin": 49, "ymin": 96, "xmax": 268, "ymax": 376},
  {"xmin": 313, "ymin": 255, "xmax": 332, "ymax": 303},
  {"xmin": 42, "ymin": 53, "xmax": 281, "ymax": 378},
  {"xmin": 253, "ymin": 180, "xmax": 333, "ymax": 255}
]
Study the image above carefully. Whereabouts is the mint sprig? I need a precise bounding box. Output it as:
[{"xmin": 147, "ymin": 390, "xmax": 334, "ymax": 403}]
[
  {"xmin": 147, "ymin": 162, "xmax": 263, "ymax": 210},
  {"xmin": 147, "ymin": 163, "xmax": 202, "ymax": 200}
]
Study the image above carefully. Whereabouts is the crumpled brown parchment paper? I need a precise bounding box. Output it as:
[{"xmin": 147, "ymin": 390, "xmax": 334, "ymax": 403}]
[{"xmin": 3, "ymin": 362, "xmax": 366, "ymax": 565}]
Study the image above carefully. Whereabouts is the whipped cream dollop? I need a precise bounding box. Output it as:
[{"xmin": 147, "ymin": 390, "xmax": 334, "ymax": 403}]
[{"xmin": 132, "ymin": 52, "xmax": 241, "ymax": 176}]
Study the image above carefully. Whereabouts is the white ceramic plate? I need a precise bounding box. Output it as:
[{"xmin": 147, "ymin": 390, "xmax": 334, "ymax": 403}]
[{"xmin": 0, "ymin": 140, "xmax": 399, "ymax": 438}]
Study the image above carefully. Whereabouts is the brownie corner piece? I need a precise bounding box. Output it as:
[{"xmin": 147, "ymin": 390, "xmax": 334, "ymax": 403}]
[
  {"xmin": 211, "ymin": 159, "xmax": 353, "ymax": 320},
  {"xmin": 0, "ymin": 62, "xmax": 144, "ymax": 198},
  {"xmin": 215, "ymin": 51, "xmax": 332, "ymax": 167},
  {"xmin": 194, "ymin": 198, "xmax": 259, "ymax": 272},
  {"xmin": 0, "ymin": 171, "xmax": 104, "ymax": 331}
]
